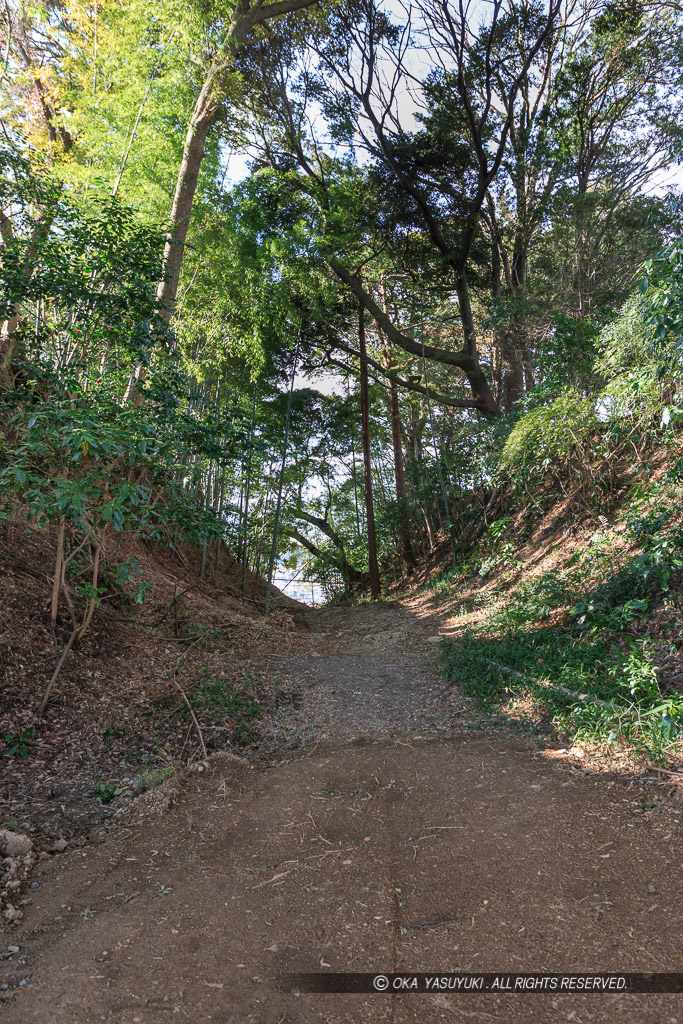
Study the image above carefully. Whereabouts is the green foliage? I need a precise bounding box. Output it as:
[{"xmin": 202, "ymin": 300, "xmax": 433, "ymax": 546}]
[
  {"xmin": 94, "ymin": 779, "xmax": 123, "ymax": 804},
  {"xmin": 1, "ymin": 727, "xmax": 35, "ymax": 759},
  {"xmin": 425, "ymin": 562, "xmax": 468, "ymax": 595},
  {"xmin": 441, "ymin": 624, "xmax": 683, "ymax": 763},
  {"xmin": 641, "ymin": 237, "xmax": 683, "ymax": 358},
  {"xmin": 0, "ymin": 153, "xmax": 241, "ymax": 638},
  {"xmin": 440, "ymin": 484, "xmax": 683, "ymax": 762},
  {"xmin": 596, "ymin": 295, "xmax": 670, "ymax": 420},
  {"xmin": 188, "ymin": 676, "xmax": 262, "ymax": 746},
  {"xmin": 597, "ymin": 295, "xmax": 651, "ymax": 376},
  {"xmin": 491, "ymin": 569, "xmax": 578, "ymax": 629},
  {"xmin": 306, "ymin": 539, "xmax": 354, "ymax": 595},
  {"xmin": 499, "ymin": 389, "xmax": 599, "ymax": 492},
  {"xmin": 532, "ymin": 315, "xmax": 600, "ymax": 400},
  {"xmin": 0, "ymin": 364, "xmax": 228, "ymax": 546},
  {"xmin": 1, "ymin": 0, "xmax": 683, "ymax": 617},
  {"xmin": 0, "ymin": 149, "xmax": 171, "ymax": 366},
  {"xmin": 569, "ymin": 509, "xmax": 683, "ymax": 629},
  {"xmin": 478, "ymin": 516, "xmax": 522, "ymax": 577},
  {"xmin": 114, "ymin": 559, "xmax": 152, "ymax": 604}
]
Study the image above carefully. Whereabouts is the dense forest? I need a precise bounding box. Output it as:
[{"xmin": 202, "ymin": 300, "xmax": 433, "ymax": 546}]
[{"xmin": 2, "ymin": 0, "xmax": 683, "ymax": 764}]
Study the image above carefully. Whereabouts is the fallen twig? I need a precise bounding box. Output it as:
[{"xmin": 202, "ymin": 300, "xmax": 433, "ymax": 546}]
[
  {"xmin": 251, "ymin": 867, "xmax": 295, "ymax": 889},
  {"xmin": 170, "ymin": 671, "xmax": 208, "ymax": 761},
  {"xmin": 39, "ymin": 627, "xmax": 79, "ymax": 719},
  {"xmin": 488, "ymin": 660, "xmax": 614, "ymax": 709},
  {"xmin": 645, "ymin": 765, "xmax": 683, "ymax": 778}
]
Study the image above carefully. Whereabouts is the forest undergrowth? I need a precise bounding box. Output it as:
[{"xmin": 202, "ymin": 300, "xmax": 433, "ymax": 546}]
[
  {"xmin": 434, "ymin": 449, "xmax": 683, "ymax": 767},
  {"xmin": 0, "ymin": 510, "xmax": 309, "ymax": 858}
]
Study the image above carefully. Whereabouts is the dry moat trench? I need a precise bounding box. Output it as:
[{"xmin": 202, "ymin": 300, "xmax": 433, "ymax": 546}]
[{"xmin": 1, "ymin": 598, "xmax": 681, "ymax": 1024}]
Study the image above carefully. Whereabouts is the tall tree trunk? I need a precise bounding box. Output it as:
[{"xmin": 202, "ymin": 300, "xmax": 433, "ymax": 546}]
[
  {"xmin": 346, "ymin": 374, "xmax": 362, "ymax": 535},
  {"xmin": 454, "ymin": 272, "xmax": 500, "ymax": 417},
  {"xmin": 241, "ymin": 387, "xmax": 257, "ymax": 595},
  {"xmin": 486, "ymin": 199, "xmax": 529, "ymax": 410},
  {"xmin": 358, "ymin": 302, "xmax": 381, "ymax": 600},
  {"xmin": 420, "ymin": 339, "xmax": 458, "ymax": 568},
  {"xmin": 377, "ymin": 288, "xmax": 416, "ymax": 573},
  {"xmin": 124, "ymin": 0, "xmax": 319, "ymax": 405},
  {"xmin": 124, "ymin": 70, "xmax": 220, "ymax": 405},
  {"xmin": 264, "ymin": 332, "xmax": 300, "ymax": 615},
  {"xmin": 506, "ymin": 247, "xmax": 530, "ymax": 409},
  {"xmin": 157, "ymin": 76, "xmax": 220, "ymax": 324},
  {"xmin": 0, "ymin": 307, "xmax": 22, "ymax": 387},
  {"xmin": 498, "ymin": 330, "xmax": 525, "ymax": 411},
  {"xmin": 329, "ymin": 257, "xmax": 500, "ymax": 415},
  {"xmin": 489, "ymin": 231, "xmax": 525, "ymax": 411},
  {"xmin": 404, "ymin": 406, "xmax": 437, "ymax": 550}
]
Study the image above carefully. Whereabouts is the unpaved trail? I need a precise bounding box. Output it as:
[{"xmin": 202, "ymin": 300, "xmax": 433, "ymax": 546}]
[{"xmin": 1, "ymin": 601, "xmax": 681, "ymax": 1023}]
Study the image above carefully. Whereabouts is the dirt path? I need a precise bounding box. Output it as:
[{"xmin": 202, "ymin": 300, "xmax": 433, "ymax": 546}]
[
  {"xmin": 260, "ymin": 600, "xmax": 471, "ymax": 743},
  {"xmin": 1, "ymin": 602, "xmax": 681, "ymax": 1023}
]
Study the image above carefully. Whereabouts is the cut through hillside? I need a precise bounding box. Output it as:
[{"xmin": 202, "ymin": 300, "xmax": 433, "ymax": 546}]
[
  {"xmin": 3, "ymin": 2, "xmax": 683, "ymax": 1018},
  {"xmin": 1, "ymin": 486, "xmax": 683, "ymax": 1023},
  {"xmin": 0, "ymin": 595, "xmax": 681, "ymax": 1023}
]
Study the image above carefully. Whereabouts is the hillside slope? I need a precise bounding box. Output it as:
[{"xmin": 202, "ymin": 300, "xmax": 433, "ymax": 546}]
[
  {"xmin": 401, "ymin": 458, "xmax": 683, "ymax": 773},
  {"xmin": 0, "ymin": 513, "xmax": 311, "ymax": 858},
  {"xmin": 1, "ymin": 598, "xmax": 681, "ymax": 1022}
]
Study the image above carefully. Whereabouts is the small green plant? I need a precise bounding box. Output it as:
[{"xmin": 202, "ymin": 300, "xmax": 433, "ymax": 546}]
[
  {"xmin": 102, "ymin": 722, "xmax": 126, "ymax": 740},
  {"xmin": 478, "ymin": 518, "xmax": 524, "ymax": 578},
  {"xmin": 478, "ymin": 554, "xmax": 498, "ymax": 578},
  {"xmin": 188, "ymin": 676, "xmax": 263, "ymax": 745},
  {"xmin": 487, "ymin": 517, "xmax": 512, "ymax": 543},
  {"xmin": 1, "ymin": 727, "xmax": 34, "ymax": 759},
  {"xmin": 94, "ymin": 780, "xmax": 124, "ymax": 804}
]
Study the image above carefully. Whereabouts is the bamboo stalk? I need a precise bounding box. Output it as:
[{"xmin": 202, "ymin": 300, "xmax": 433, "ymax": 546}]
[{"xmin": 78, "ymin": 542, "xmax": 101, "ymax": 640}]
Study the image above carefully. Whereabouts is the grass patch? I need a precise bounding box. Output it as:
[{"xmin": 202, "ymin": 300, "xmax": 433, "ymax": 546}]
[
  {"xmin": 188, "ymin": 674, "xmax": 263, "ymax": 745},
  {"xmin": 135, "ymin": 766, "xmax": 175, "ymax": 791},
  {"xmin": 439, "ymin": 480, "xmax": 683, "ymax": 764},
  {"xmin": 440, "ymin": 626, "xmax": 682, "ymax": 763}
]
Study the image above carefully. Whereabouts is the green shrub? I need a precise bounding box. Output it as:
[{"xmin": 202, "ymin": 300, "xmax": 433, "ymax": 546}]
[
  {"xmin": 187, "ymin": 677, "xmax": 262, "ymax": 745},
  {"xmin": 440, "ymin": 625, "xmax": 683, "ymax": 763},
  {"xmin": 439, "ymin": 481, "xmax": 683, "ymax": 762},
  {"xmin": 596, "ymin": 296, "xmax": 668, "ymax": 421},
  {"xmin": 499, "ymin": 389, "xmax": 599, "ymax": 493}
]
